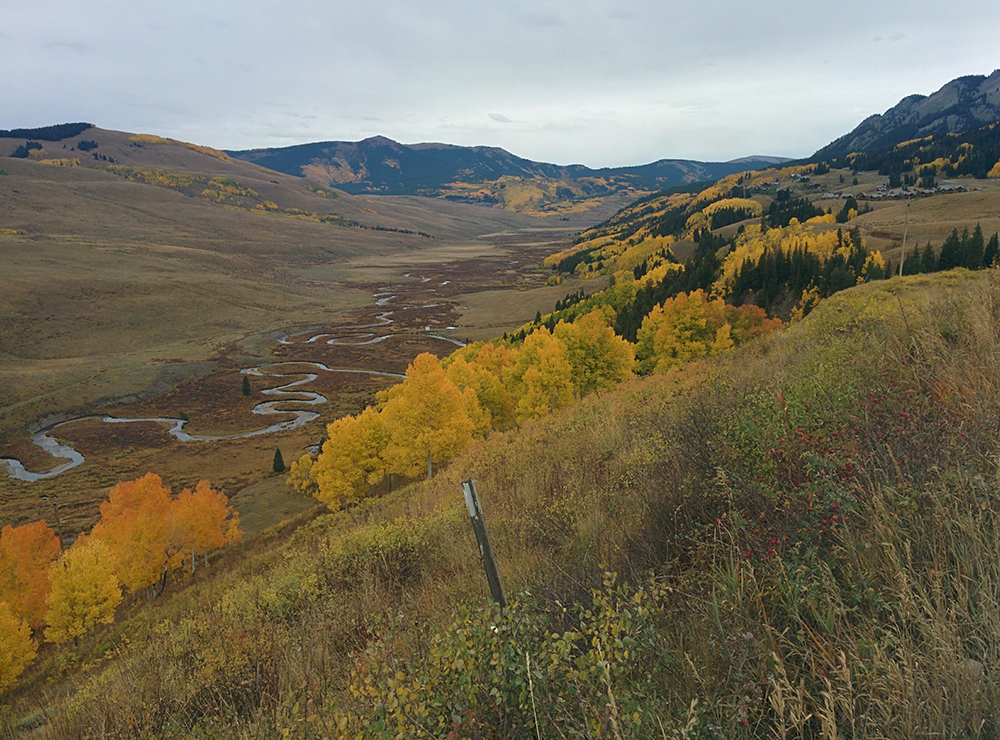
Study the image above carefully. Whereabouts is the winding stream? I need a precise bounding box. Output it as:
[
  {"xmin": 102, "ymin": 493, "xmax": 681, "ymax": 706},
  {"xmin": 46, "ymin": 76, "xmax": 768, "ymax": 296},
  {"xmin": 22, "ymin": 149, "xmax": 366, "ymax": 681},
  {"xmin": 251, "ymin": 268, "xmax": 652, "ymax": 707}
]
[{"xmin": 1, "ymin": 277, "xmax": 465, "ymax": 482}]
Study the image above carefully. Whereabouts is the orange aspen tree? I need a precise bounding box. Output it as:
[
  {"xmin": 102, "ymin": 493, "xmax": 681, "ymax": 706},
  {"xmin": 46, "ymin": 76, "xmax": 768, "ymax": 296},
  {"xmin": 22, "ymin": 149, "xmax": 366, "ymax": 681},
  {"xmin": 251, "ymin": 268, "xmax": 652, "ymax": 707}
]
[
  {"xmin": 0, "ymin": 520, "xmax": 61, "ymax": 629},
  {"xmin": 91, "ymin": 473, "xmax": 175, "ymax": 596},
  {"xmin": 172, "ymin": 480, "xmax": 241, "ymax": 574}
]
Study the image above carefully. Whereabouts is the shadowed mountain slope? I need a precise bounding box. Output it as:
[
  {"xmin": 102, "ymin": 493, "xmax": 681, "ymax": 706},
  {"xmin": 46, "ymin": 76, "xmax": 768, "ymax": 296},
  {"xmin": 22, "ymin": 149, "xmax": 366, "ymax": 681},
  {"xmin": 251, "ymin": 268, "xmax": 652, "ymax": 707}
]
[
  {"xmin": 813, "ymin": 69, "xmax": 1000, "ymax": 160},
  {"xmin": 227, "ymin": 136, "xmax": 786, "ymax": 195}
]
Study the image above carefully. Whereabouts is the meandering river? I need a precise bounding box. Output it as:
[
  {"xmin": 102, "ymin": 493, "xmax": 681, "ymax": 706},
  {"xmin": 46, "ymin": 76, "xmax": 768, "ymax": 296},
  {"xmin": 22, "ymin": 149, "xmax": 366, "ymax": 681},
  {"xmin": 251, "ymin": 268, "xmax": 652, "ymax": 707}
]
[{"xmin": 1, "ymin": 279, "xmax": 465, "ymax": 482}]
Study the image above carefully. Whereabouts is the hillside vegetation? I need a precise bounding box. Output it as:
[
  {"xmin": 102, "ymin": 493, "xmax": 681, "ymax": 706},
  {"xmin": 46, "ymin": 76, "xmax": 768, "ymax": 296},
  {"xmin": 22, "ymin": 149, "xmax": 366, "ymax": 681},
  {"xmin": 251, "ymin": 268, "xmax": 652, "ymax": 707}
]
[{"xmin": 3, "ymin": 267, "xmax": 998, "ymax": 738}]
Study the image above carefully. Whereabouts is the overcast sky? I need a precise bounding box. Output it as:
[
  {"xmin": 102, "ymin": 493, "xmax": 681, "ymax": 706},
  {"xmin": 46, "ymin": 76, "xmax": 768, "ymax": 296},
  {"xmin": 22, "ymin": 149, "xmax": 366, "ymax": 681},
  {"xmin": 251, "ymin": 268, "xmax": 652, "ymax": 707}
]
[{"xmin": 2, "ymin": 1, "xmax": 998, "ymax": 168}]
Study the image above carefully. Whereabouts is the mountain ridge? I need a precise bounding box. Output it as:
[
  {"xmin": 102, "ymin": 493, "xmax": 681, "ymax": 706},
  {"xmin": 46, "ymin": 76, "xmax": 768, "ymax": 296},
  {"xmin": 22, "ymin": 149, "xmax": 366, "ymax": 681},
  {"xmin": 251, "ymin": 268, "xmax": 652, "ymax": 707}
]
[
  {"xmin": 226, "ymin": 136, "xmax": 788, "ymax": 196},
  {"xmin": 812, "ymin": 69, "xmax": 1000, "ymax": 160}
]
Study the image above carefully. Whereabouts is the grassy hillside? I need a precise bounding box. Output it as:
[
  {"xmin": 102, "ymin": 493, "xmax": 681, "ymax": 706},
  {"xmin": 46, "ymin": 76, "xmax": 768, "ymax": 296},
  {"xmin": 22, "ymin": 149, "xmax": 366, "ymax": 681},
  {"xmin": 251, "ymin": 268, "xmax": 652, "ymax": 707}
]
[
  {"xmin": 5, "ymin": 267, "xmax": 999, "ymax": 738},
  {"xmin": 0, "ymin": 132, "xmax": 580, "ymax": 444}
]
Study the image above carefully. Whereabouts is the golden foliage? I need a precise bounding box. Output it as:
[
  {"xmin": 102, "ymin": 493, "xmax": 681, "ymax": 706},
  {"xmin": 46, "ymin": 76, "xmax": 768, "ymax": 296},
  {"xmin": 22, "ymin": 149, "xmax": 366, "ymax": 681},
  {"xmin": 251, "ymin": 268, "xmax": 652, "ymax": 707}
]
[
  {"xmin": 380, "ymin": 353, "xmax": 478, "ymax": 480},
  {"xmin": 0, "ymin": 521, "xmax": 61, "ymax": 629},
  {"xmin": 312, "ymin": 408, "xmax": 389, "ymax": 510},
  {"xmin": 506, "ymin": 328, "xmax": 576, "ymax": 422},
  {"xmin": 554, "ymin": 311, "xmax": 635, "ymax": 395},
  {"xmin": 286, "ymin": 454, "xmax": 319, "ymax": 496},
  {"xmin": 44, "ymin": 535, "xmax": 122, "ymax": 645},
  {"xmin": 0, "ymin": 600, "xmax": 36, "ymax": 694},
  {"xmin": 635, "ymin": 290, "xmax": 782, "ymax": 374}
]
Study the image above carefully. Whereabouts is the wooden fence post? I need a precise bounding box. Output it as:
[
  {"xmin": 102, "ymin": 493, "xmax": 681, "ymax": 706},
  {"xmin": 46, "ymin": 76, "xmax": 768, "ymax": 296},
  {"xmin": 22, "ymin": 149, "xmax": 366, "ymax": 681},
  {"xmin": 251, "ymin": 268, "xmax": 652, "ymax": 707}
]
[{"xmin": 462, "ymin": 479, "xmax": 506, "ymax": 610}]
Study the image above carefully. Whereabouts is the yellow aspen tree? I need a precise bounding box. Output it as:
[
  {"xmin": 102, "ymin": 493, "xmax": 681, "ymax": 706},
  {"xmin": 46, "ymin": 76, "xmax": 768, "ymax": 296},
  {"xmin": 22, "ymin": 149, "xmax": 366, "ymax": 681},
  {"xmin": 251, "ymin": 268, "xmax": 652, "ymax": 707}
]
[
  {"xmin": 445, "ymin": 355, "xmax": 506, "ymax": 435},
  {"xmin": 0, "ymin": 600, "xmax": 36, "ymax": 694},
  {"xmin": 312, "ymin": 406, "xmax": 389, "ymax": 509},
  {"xmin": 633, "ymin": 303, "xmax": 667, "ymax": 375},
  {"xmin": 553, "ymin": 311, "xmax": 634, "ymax": 396},
  {"xmin": 286, "ymin": 454, "xmax": 319, "ymax": 496},
  {"xmin": 380, "ymin": 353, "xmax": 476, "ymax": 480},
  {"xmin": 44, "ymin": 536, "xmax": 122, "ymax": 645},
  {"xmin": 0, "ymin": 520, "xmax": 61, "ymax": 629},
  {"xmin": 462, "ymin": 342, "xmax": 517, "ymax": 430},
  {"xmin": 506, "ymin": 328, "xmax": 575, "ymax": 423},
  {"xmin": 634, "ymin": 290, "xmax": 732, "ymax": 374}
]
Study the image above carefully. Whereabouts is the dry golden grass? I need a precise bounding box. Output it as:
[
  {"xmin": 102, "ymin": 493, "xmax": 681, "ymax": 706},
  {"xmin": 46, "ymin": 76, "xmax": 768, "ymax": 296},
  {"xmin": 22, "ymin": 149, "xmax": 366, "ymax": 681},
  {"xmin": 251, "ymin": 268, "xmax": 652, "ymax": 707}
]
[{"xmin": 0, "ymin": 145, "xmax": 606, "ymax": 544}]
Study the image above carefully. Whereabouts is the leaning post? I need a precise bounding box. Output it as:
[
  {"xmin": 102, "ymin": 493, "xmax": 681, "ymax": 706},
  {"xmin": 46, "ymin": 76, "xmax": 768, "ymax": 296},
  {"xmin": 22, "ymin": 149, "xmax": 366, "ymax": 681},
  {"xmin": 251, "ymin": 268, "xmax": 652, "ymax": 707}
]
[{"xmin": 462, "ymin": 479, "xmax": 506, "ymax": 610}]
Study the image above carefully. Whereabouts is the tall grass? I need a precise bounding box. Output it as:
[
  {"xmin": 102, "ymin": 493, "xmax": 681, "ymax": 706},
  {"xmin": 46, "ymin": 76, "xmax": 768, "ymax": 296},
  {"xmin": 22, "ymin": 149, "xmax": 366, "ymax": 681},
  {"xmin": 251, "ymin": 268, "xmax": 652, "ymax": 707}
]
[{"xmin": 5, "ymin": 270, "xmax": 1000, "ymax": 738}]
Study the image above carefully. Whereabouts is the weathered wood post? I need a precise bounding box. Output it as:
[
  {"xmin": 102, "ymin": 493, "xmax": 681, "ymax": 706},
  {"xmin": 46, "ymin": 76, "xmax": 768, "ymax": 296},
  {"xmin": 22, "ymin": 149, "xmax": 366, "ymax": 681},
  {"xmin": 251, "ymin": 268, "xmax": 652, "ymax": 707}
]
[{"xmin": 462, "ymin": 479, "xmax": 506, "ymax": 610}]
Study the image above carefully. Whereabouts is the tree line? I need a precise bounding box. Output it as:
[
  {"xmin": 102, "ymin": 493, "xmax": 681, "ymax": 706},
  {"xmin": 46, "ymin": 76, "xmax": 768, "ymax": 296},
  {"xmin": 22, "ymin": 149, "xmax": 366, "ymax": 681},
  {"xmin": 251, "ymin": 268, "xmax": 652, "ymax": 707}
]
[{"xmin": 0, "ymin": 474, "xmax": 240, "ymax": 693}]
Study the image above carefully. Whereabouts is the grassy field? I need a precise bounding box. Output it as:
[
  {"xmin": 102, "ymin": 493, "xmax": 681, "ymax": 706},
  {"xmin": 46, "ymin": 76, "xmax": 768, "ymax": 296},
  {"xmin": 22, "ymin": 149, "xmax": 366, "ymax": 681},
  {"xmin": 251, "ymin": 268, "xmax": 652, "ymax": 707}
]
[{"xmin": 0, "ymin": 140, "xmax": 605, "ymax": 536}]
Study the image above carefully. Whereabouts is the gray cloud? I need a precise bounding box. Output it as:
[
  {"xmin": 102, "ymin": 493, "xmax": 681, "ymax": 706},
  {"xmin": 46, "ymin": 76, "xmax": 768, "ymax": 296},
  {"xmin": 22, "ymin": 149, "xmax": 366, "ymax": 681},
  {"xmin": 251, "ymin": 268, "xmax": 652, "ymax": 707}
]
[
  {"xmin": 1, "ymin": 0, "xmax": 998, "ymax": 166},
  {"xmin": 43, "ymin": 39, "xmax": 95, "ymax": 54}
]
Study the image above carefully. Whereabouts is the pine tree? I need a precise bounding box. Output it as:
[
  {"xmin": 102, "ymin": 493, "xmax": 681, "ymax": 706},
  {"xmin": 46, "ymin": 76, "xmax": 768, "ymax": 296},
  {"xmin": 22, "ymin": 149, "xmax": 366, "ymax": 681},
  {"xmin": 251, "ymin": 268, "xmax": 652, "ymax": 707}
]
[
  {"xmin": 938, "ymin": 229, "xmax": 963, "ymax": 270},
  {"xmin": 273, "ymin": 448, "xmax": 285, "ymax": 473},
  {"xmin": 242, "ymin": 375, "xmax": 251, "ymax": 396},
  {"xmin": 920, "ymin": 242, "xmax": 937, "ymax": 273},
  {"xmin": 965, "ymin": 223, "xmax": 985, "ymax": 269},
  {"xmin": 983, "ymin": 233, "xmax": 999, "ymax": 268}
]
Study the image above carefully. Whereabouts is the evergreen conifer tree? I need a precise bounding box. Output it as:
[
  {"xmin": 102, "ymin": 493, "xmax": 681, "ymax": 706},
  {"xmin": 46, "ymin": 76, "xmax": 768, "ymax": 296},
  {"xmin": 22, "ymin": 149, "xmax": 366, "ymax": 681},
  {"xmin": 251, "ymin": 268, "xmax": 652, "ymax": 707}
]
[
  {"xmin": 983, "ymin": 233, "xmax": 999, "ymax": 268},
  {"xmin": 273, "ymin": 448, "xmax": 285, "ymax": 473},
  {"xmin": 921, "ymin": 242, "xmax": 937, "ymax": 273},
  {"xmin": 965, "ymin": 223, "xmax": 985, "ymax": 269}
]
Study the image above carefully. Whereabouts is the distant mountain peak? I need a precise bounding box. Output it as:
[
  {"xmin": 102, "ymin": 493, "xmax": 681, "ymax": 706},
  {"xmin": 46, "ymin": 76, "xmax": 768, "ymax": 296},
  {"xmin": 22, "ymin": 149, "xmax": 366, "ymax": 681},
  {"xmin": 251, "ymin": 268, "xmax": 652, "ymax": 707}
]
[{"xmin": 813, "ymin": 69, "xmax": 1000, "ymax": 160}]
